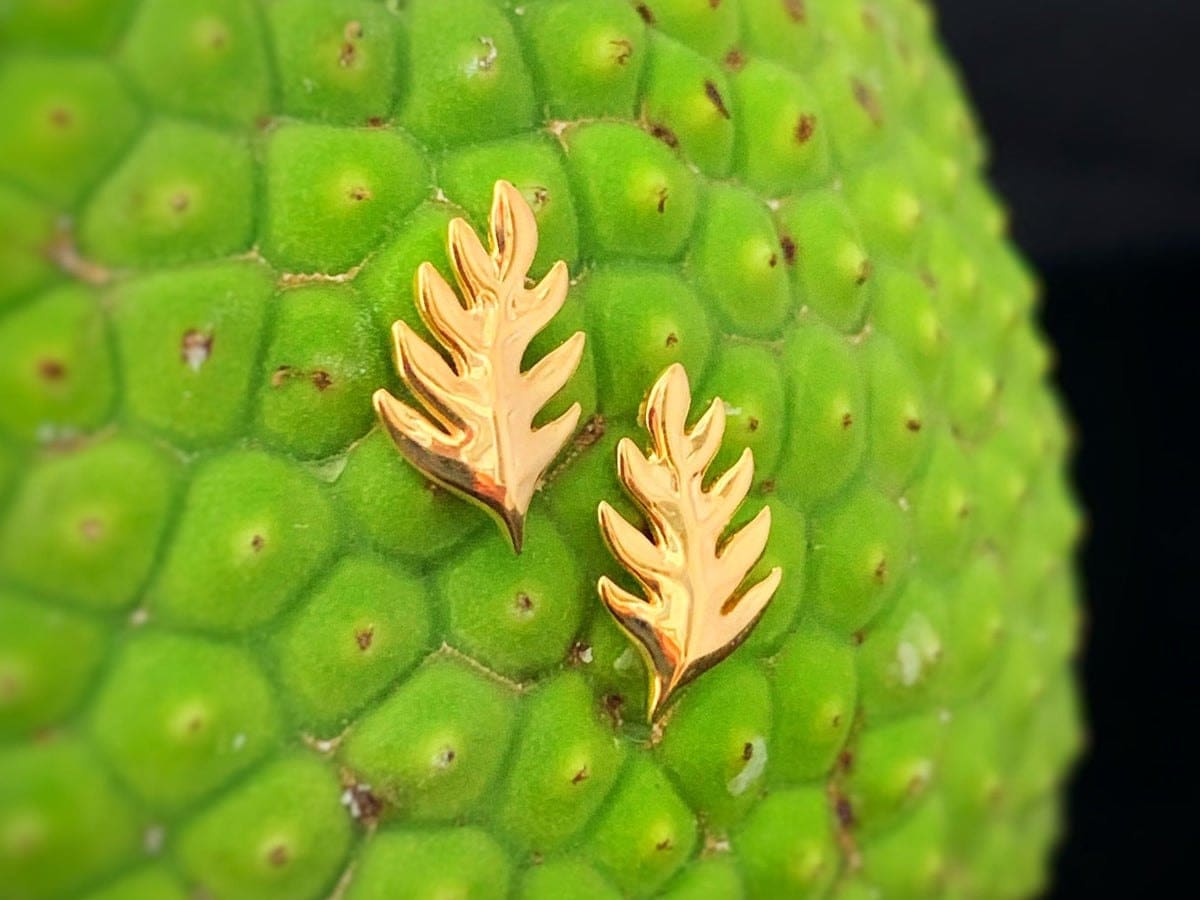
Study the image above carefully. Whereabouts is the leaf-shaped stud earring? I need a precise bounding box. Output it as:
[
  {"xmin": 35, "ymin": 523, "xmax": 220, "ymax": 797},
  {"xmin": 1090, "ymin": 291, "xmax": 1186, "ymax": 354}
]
[
  {"xmin": 373, "ymin": 180, "xmax": 585, "ymax": 553},
  {"xmin": 597, "ymin": 363, "xmax": 782, "ymax": 721}
]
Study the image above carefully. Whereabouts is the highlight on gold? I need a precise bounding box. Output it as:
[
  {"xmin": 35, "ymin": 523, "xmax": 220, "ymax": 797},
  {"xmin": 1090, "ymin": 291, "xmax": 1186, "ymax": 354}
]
[
  {"xmin": 596, "ymin": 363, "xmax": 783, "ymax": 721},
  {"xmin": 373, "ymin": 180, "xmax": 585, "ymax": 553}
]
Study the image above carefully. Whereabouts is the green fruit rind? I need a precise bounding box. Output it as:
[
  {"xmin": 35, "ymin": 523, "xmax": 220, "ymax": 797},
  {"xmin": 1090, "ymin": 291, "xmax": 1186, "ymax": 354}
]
[{"xmin": 0, "ymin": 1, "xmax": 1081, "ymax": 898}]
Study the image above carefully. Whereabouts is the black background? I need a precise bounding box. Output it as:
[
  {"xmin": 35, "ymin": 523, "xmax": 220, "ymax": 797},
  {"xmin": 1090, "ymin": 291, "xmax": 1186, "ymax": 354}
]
[{"xmin": 935, "ymin": 1, "xmax": 1196, "ymax": 895}]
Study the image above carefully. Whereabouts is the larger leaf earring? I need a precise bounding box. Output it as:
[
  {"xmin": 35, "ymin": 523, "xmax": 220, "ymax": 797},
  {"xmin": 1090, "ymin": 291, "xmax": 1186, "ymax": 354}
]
[
  {"xmin": 596, "ymin": 363, "xmax": 782, "ymax": 722},
  {"xmin": 373, "ymin": 180, "xmax": 585, "ymax": 553}
]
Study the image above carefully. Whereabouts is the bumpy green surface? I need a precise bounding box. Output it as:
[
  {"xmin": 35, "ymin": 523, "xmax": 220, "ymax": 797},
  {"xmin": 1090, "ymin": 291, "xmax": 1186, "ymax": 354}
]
[{"xmin": 0, "ymin": 1, "xmax": 1082, "ymax": 898}]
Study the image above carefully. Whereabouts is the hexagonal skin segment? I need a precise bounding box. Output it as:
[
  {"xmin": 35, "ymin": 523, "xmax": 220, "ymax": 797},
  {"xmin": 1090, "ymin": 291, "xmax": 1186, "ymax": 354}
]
[
  {"xmin": 175, "ymin": 754, "xmax": 351, "ymax": 900},
  {"xmin": 345, "ymin": 827, "xmax": 512, "ymax": 900},
  {"xmin": 0, "ymin": 437, "xmax": 175, "ymax": 610},
  {"xmin": 89, "ymin": 633, "xmax": 280, "ymax": 813},
  {"xmin": 146, "ymin": 449, "xmax": 336, "ymax": 632},
  {"xmin": 271, "ymin": 555, "xmax": 433, "ymax": 733},
  {"xmin": 339, "ymin": 655, "xmax": 518, "ymax": 822}
]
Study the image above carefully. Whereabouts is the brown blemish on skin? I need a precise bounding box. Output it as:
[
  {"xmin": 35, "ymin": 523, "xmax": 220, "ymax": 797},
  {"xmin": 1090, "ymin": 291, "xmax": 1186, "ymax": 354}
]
[
  {"xmin": 748, "ymin": 417, "xmax": 760, "ymax": 432},
  {"xmin": 266, "ymin": 844, "xmax": 290, "ymax": 867},
  {"xmin": 656, "ymin": 838, "xmax": 673, "ymax": 851},
  {"xmin": 435, "ymin": 747, "xmax": 456, "ymax": 768},
  {"xmin": 169, "ymin": 192, "xmax": 190, "ymax": 213},
  {"xmin": 742, "ymin": 742, "xmax": 754, "ymax": 761},
  {"xmin": 181, "ymin": 329, "xmax": 213, "ymax": 370},
  {"xmin": 723, "ymin": 47, "xmax": 745, "ymax": 71},
  {"xmin": 48, "ymin": 107, "xmax": 72, "ymax": 128},
  {"xmin": 603, "ymin": 693, "xmax": 624, "ymax": 729},
  {"xmin": 656, "ymin": 187, "xmax": 669, "ymax": 214},
  {"xmin": 704, "ymin": 80, "xmax": 731, "ymax": 119},
  {"xmin": 348, "ymin": 186, "xmax": 371, "ymax": 201},
  {"xmin": 271, "ymin": 365, "xmax": 292, "ymax": 387},
  {"xmin": 311, "ymin": 370, "xmax": 333, "ymax": 391},
  {"xmin": 635, "ymin": 3, "xmax": 655, "ymax": 24},
  {"xmin": 515, "ymin": 592, "xmax": 534, "ymax": 614},
  {"xmin": 842, "ymin": 412, "xmax": 854, "ymax": 429},
  {"xmin": 610, "ymin": 38, "xmax": 634, "ymax": 65},
  {"xmin": 250, "ymin": 534, "xmax": 266, "ymax": 553},
  {"xmin": 78, "ymin": 517, "xmax": 104, "ymax": 542},
  {"xmin": 906, "ymin": 418, "xmax": 922, "ymax": 432},
  {"xmin": 760, "ymin": 479, "xmax": 776, "ymax": 495},
  {"xmin": 874, "ymin": 558, "xmax": 888, "ymax": 582},
  {"xmin": 38, "ymin": 358, "xmax": 66, "ymax": 381},
  {"xmin": 367, "ymin": 116, "xmax": 386, "ymax": 127},
  {"xmin": 836, "ymin": 794, "xmax": 855, "ymax": 828},
  {"xmin": 784, "ymin": 0, "xmax": 807, "ymax": 23},
  {"xmin": 344, "ymin": 20, "xmax": 364, "ymax": 40},
  {"xmin": 794, "ymin": 114, "xmax": 817, "ymax": 143},
  {"xmin": 339, "ymin": 21, "xmax": 362, "ymax": 68},
  {"xmin": 664, "ymin": 332, "xmax": 679, "ymax": 348},
  {"xmin": 768, "ymin": 253, "xmax": 778, "ymax": 268},
  {"xmin": 355, "ymin": 627, "xmax": 373, "ymax": 650},
  {"xmin": 852, "ymin": 78, "xmax": 883, "ymax": 125},
  {"xmin": 572, "ymin": 767, "xmax": 589, "ymax": 784},
  {"xmin": 856, "ymin": 258, "xmax": 873, "ymax": 285},
  {"xmin": 781, "ymin": 235, "xmax": 797, "ymax": 264},
  {"xmin": 649, "ymin": 122, "xmax": 679, "ymax": 148}
]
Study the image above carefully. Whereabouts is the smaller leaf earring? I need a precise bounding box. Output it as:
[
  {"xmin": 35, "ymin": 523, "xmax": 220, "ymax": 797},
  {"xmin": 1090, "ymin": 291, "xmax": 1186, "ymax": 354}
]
[
  {"xmin": 373, "ymin": 180, "xmax": 585, "ymax": 553},
  {"xmin": 596, "ymin": 363, "xmax": 782, "ymax": 722}
]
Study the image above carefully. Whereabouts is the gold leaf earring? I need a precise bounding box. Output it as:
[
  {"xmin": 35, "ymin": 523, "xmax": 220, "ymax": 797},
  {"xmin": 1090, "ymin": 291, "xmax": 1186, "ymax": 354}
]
[
  {"xmin": 373, "ymin": 180, "xmax": 585, "ymax": 552},
  {"xmin": 597, "ymin": 363, "xmax": 782, "ymax": 721}
]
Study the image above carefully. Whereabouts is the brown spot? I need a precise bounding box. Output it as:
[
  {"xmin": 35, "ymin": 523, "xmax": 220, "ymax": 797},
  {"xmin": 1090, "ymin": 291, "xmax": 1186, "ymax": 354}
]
[
  {"xmin": 664, "ymin": 332, "xmax": 678, "ymax": 348},
  {"xmin": 710, "ymin": 0, "xmax": 721, "ymax": 7},
  {"xmin": 366, "ymin": 116, "xmax": 385, "ymax": 127},
  {"xmin": 919, "ymin": 269, "xmax": 937, "ymax": 290},
  {"xmin": 266, "ymin": 844, "xmax": 290, "ymax": 867},
  {"xmin": 311, "ymin": 370, "xmax": 334, "ymax": 391},
  {"xmin": 838, "ymin": 749, "xmax": 855, "ymax": 770},
  {"xmin": 906, "ymin": 418, "xmax": 922, "ymax": 432},
  {"xmin": 649, "ymin": 122, "xmax": 679, "ymax": 148},
  {"xmin": 760, "ymin": 479, "xmax": 776, "ymax": 495},
  {"xmin": 855, "ymin": 257, "xmax": 873, "ymax": 285},
  {"xmin": 567, "ymin": 640, "xmax": 593, "ymax": 665},
  {"xmin": 851, "ymin": 78, "xmax": 883, "ymax": 126},
  {"xmin": 527, "ymin": 186, "xmax": 549, "ymax": 210},
  {"xmin": 271, "ymin": 365, "xmax": 292, "ymax": 387},
  {"xmin": 250, "ymin": 534, "xmax": 266, "ymax": 553},
  {"xmin": 209, "ymin": 29, "xmax": 228, "ymax": 50},
  {"xmin": 603, "ymin": 693, "xmax": 625, "ymax": 728},
  {"xmin": 169, "ymin": 192, "xmax": 190, "ymax": 213},
  {"xmin": 768, "ymin": 253, "xmax": 778, "ymax": 268},
  {"xmin": 958, "ymin": 502, "xmax": 972, "ymax": 520},
  {"xmin": 339, "ymin": 41, "xmax": 357, "ymax": 68},
  {"xmin": 704, "ymin": 80, "xmax": 731, "ymax": 119},
  {"xmin": 344, "ymin": 20, "xmax": 364, "ymax": 40},
  {"xmin": 656, "ymin": 838, "xmax": 673, "ymax": 851},
  {"xmin": 851, "ymin": 631, "xmax": 864, "ymax": 646},
  {"xmin": 783, "ymin": 0, "xmax": 807, "ymax": 23},
  {"xmin": 183, "ymin": 711, "xmax": 207, "ymax": 734},
  {"xmin": 635, "ymin": 3, "xmax": 655, "ymax": 24},
  {"xmin": 355, "ymin": 627, "xmax": 374, "ymax": 651},
  {"xmin": 831, "ymin": 713, "xmax": 842, "ymax": 727},
  {"xmin": 836, "ymin": 795, "xmax": 855, "ymax": 828},
  {"xmin": 748, "ymin": 417, "xmax": 760, "ymax": 432},
  {"xmin": 47, "ymin": 107, "xmax": 72, "ymax": 128},
  {"xmin": 572, "ymin": 767, "xmax": 589, "ymax": 784},
  {"xmin": 348, "ymin": 186, "xmax": 371, "ymax": 201},
  {"xmin": 874, "ymin": 557, "xmax": 888, "ymax": 582},
  {"xmin": 610, "ymin": 38, "xmax": 633, "ymax": 65},
  {"xmin": 742, "ymin": 742, "xmax": 754, "ymax": 761},
  {"xmin": 842, "ymin": 412, "xmax": 854, "ymax": 429},
  {"xmin": 341, "ymin": 779, "xmax": 384, "ymax": 826},
  {"xmin": 181, "ymin": 329, "xmax": 213, "ymax": 370},
  {"xmin": 515, "ymin": 591, "xmax": 534, "ymax": 613},
  {"xmin": 38, "ymin": 358, "xmax": 66, "ymax": 381},
  {"xmin": 781, "ymin": 235, "xmax": 797, "ymax": 264},
  {"xmin": 78, "ymin": 517, "xmax": 104, "ymax": 542},
  {"xmin": 435, "ymin": 747, "xmax": 456, "ymax": 767},
  {"xmin": 723, "ymin": 47, "xmax": 746, "ymax": 71},
  {"xmin": 861, "ymin": 6, "xmax": 880, "ymax": 31},
  {"xmin": 794, "ymin": 113, "xmax": 817, "ymax": 143}
]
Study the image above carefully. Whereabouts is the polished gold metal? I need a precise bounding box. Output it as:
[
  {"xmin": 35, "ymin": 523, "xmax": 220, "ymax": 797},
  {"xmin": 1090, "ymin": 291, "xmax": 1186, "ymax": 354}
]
[
  {"xmin": 373, "ymin": 180, "xmax": 584, "ymax": 552},
  {"xmin": 597, "ymin": 363, "xmax": 782, "ymax": 721}
]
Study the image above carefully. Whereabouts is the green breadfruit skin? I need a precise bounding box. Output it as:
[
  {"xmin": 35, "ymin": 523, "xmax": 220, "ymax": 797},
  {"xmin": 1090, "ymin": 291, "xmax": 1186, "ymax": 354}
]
[{"xmin": 0, "ymin": 1, "xmax": 1082, "ymax": 898}]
